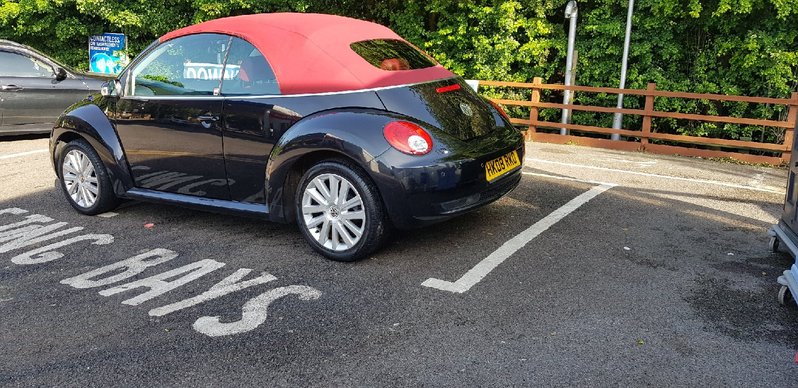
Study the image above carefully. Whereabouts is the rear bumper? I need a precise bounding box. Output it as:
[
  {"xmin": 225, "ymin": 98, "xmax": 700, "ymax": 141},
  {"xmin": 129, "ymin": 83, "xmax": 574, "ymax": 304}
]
[
  {"xmin": 373, "ymin": 139, "xmax": 525, "ymax": 229},
  {"xmin": 403, "ymin": 169, "xmax": 522, "ymax": 226}
]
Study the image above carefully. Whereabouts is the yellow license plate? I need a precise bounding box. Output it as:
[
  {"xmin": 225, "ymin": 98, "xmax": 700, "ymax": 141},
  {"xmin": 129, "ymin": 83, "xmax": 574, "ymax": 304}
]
[{"xmin": 485, "ymin": 150, "xmax": 521, "ymax": 182}]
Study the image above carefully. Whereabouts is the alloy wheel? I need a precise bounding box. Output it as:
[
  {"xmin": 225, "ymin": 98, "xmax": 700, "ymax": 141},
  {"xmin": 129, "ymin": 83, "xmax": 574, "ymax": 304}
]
[
  {"xmin": 61, "ymin": 149, "xmax": 99, "ymax": 208},
  {"xmin": 301, "ymin": 173, "xmax": 366, "ymax": 251}
]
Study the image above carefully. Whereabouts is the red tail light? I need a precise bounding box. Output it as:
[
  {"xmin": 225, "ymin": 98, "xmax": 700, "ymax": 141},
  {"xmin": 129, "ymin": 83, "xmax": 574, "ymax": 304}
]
[
  {"xmin": 383, "ymin": 121, "xmax": 433, "ymax": 155},
  {"xmin": 436, "ymin": 84, "xmax": 461, "ymax": 93},
  {"xmin": 489, "ymin": 100, "xmax": 511, "ymax": 122}
]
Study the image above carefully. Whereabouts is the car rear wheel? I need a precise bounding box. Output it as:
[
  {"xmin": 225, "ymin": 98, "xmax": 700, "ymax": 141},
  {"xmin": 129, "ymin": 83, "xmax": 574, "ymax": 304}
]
[
  {"xmin": 295, "ymin": 160, "xmax": 387, "ymax": 262},
  {"xmin": 58, "ymin": 139, "xmax": 120, "ymax": 215}
]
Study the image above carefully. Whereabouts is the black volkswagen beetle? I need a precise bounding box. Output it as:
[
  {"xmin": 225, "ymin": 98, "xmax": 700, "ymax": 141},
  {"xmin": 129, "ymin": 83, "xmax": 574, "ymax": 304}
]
[{"xmin": 49, "ymin": 13, "xmax": 525, "ymax": 261}]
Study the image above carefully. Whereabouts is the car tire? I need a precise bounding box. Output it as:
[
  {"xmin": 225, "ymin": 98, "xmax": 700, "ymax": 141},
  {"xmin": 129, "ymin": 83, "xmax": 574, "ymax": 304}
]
[
  {"xmin": 57, "ymin": 139, "xmax": 120, "ymax": 215},
  {"xmin": 295, "ymin": 160, "xmax": 388, "ymax": 262}
]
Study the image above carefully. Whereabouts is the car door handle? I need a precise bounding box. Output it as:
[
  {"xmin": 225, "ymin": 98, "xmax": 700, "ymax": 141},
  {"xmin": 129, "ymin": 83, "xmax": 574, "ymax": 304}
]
[
  {"xmin": 197, "ymin": 115, "xmax": 219, "ymax": 122},
  {"xmin": 1, "ymin": 85, "xmax": 23, "ymax": 92}
]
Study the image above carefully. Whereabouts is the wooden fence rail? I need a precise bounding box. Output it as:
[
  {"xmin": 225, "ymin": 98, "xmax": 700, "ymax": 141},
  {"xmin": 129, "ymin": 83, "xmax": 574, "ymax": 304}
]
[{"xmin": 479, "ymin": 78, "xmax": 798, "ymax": 164}]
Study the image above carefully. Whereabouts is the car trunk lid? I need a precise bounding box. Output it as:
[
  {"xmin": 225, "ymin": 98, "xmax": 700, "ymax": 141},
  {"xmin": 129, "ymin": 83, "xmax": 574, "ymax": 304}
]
[{"xmin": 376, "ymin": 78, "xmax": 498, "ymax": 141}]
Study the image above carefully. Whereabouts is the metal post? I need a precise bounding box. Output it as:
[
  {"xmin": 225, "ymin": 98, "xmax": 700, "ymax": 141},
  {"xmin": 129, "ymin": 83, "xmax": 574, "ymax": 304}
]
[
  {"xmin": 611, "ymin": 0, "xmax": 635, "ymax": 140},
  {"xmin": 560, "ymin": 0, "xmax": 578, "ymax": 136}
]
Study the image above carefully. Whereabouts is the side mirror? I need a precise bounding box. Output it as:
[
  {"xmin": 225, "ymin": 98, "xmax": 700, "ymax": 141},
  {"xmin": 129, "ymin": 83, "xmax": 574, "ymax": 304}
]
[
  {"xmin": 100, "ymin": 81, "xmax": 111, "ymax": 97},
  {"xmin": 55, "ymin": 67, "xmax": 67, "ymax": 82},
  {"xmin": 100, "ymin": 79, "xmax": 123, "ymax": 97}
]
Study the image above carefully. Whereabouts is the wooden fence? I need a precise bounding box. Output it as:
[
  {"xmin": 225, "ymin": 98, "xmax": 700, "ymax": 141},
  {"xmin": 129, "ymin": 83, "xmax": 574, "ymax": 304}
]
[{"xmin": 481, "ymin": 77, "xmax": 798, "ymax": 165}]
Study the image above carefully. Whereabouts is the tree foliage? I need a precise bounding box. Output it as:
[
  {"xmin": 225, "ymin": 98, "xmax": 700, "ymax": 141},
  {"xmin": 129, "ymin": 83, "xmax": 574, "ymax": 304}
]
[{"xmin": 1, "ymin": 0, "xmax": 796, "ymax": 142}]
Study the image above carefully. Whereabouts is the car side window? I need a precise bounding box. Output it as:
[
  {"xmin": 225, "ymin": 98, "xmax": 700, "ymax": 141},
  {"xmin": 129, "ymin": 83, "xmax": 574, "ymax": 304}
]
[
  {"xmin": 128, "ymin": 33, "xmax": 231, "ymax": 96},
  {"xmin": 221, "ymin": 37, "xmax": 280, "ymax": 96},
  {"xmin": 0, "ymin": 51, "xmax": 54, "ymax": 77}
]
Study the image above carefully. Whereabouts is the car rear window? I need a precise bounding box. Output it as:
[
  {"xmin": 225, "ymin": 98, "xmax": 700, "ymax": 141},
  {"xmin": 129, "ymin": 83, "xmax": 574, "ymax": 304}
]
[{"xmin": 350, "ymin": 39, "xmax": 438, "ymax": 71}]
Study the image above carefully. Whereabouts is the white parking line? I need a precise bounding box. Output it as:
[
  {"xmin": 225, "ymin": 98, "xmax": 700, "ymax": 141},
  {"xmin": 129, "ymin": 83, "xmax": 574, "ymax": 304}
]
[
  {"xmin": 522, "ymin": 171, "xmax": 615, "ymax": 187},
  {"xmin": 96, "ymin": 212, "xmax": 119, "ymax": 218},
  {"xmin": 0, "ymin": 149, "xmax": 48, "ymax": 160},
  {"xmin": 422, "ymin": 183, "xmax": 615, "ymax": 293},
  {"xmin": 525, "ymin": 157, "xmax": 783, "ymax": 194}
]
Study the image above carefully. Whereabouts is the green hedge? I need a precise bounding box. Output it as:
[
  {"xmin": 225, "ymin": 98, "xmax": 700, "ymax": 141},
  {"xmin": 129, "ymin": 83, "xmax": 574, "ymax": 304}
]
[{"xmin": 2, "ymin": 0, "xmax": 796, "ymax": 143}]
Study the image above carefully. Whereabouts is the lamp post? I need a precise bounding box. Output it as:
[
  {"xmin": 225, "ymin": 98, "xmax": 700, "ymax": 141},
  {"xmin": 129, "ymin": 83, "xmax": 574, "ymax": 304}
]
[
  {"xmin": 560, "ymin": 0, "xmax": 578, "ymax": 136},
  {"xmin": 611, "ymin": 0, "xmax": 635, "ymax": 140}
]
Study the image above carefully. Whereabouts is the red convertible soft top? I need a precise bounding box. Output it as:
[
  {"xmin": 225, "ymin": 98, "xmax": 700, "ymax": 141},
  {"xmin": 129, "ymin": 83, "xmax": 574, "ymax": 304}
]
[{"xmin": 160, "ymin": 13, "xmax": 455, "ymax": 95}]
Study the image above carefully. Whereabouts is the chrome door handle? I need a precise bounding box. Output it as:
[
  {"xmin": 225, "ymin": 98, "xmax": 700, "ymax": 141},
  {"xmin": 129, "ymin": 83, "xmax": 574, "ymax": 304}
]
[
  {"xmin": 197, "ymin": 115, "xmax": 219, "ymax": 122},
  {"xmin": 198, "ymin": 115, "xmax": 219, "ymax": 129},
  {"xmin": 1, "ymin": 85, "xmax": 23, "ymax": 92}
]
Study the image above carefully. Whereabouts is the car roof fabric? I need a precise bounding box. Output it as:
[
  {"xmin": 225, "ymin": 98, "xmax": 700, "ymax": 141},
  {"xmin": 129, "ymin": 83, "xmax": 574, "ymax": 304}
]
[{"xmin": 159, "ymin": 13, "xmax": 454, "ymax": 95}]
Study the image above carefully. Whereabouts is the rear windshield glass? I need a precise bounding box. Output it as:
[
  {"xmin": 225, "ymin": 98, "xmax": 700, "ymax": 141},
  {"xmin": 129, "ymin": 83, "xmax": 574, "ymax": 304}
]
[{"xmin": 350, "ymin": 39, "xmax": 438, "ymax": 71}]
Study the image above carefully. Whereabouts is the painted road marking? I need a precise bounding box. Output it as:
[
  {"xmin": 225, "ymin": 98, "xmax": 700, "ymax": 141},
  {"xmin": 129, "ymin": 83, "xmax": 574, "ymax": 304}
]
[
  {"xmin": 1, "ymin": 207, "xmax": 322, "ymax": 337},
  {"xmin": 748, "ymin": 172, "xmax": 765, "ymax": 188},
  {"xmin": 96, "ymin": 212, "xmax": 119, "ymax": 218},
  {"xmin": 149, "ymin": 268, "xmax": 277, "ymax": 317},
  {"xmin": 525, "ymin": 157, "xmax": 783, "ymax": 194},
  {"xmin": 0, "ymin": 149, "xmax": 47, "ymax": 160},
  {"xmin": 599, "ymin": 156, "xmax": 657, "ymax": 168},
  {"xmin": 522, "ymin": 171, "xmax": 614, "ymax": 187},
  {"xmin": 422, "ymin": 183, "xmax": 615, "ymax": 293},
  {"xmin": 193, "ymin": 285, "xmax": 322, "ymax": 337}
]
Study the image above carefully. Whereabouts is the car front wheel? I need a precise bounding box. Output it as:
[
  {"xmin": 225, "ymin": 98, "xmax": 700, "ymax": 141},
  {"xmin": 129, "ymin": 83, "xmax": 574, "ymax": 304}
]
[
  {"xmin": 295, "ymin": 160, "xmax": 387, "ymax": 262},
  {"xmin": 58, "ymin": 139, "xmax": 120, "ymax": 215}
]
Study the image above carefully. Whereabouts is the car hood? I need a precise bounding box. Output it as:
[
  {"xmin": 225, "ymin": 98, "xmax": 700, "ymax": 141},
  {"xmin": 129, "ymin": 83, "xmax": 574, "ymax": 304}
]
[{"xmin": 74, "ymin": 73, "xmax": 113, "ymax": 90}]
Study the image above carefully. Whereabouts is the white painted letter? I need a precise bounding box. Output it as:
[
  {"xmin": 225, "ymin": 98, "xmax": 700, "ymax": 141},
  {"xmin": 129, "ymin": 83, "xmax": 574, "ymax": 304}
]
[
  {"xmin": 192, "ymin": 285, "xmax": 322, "ymax": 337},
  {"xmin": 149, "ymin": 269, "xmax": 277, "ymax": 317},
  {"xmin": 60, "ymin": 248, "xmax": 178, "ymax": 289},
  {"xmin": 0, "ymin": 208, "xmax": 27, "ymax": 216},
  {"xmin": 0, "ymin": 214, "xmax": 52, "ymax": 232},
  {"xmin": 0, "ymin": 222, "xmax": 83, "ymax": 253},
  {"xmin": 99, "ymin": 259, "xmax": 225, "ymax": 305},
  {"xmin": 0, "ymin": 215, "xmax": 61, "ymax": 244},
  {"xmin": 12, "ymin": 234, "xmax": 114, "ymax": 265}
]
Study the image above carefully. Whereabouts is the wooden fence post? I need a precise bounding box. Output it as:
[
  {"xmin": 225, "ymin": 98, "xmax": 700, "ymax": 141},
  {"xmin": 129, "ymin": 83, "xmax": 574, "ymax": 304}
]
[
  {"xmin": 783, "ymin": 91, "xmax": 798, "ymax": 163},
  {"xmin": 527, "ymin": 77, "xmax": 542, "ymax": 141},
  {"xmin": 641, "ymin": 83, "xmax": 656, "ymax": 149}
]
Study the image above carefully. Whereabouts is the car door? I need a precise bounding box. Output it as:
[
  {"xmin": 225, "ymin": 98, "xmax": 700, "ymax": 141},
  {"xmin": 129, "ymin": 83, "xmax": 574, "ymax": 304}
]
[
  {"xmin": 218, "ymin": 36, "xmax": 294, "ymax": 203},
  {"xmin": 0, "ymin": 49, "xmax": 93, "ymax": 133},
  {"xmin": 113, "ymin": 33, "xmax": 231, "ymax": 200}
]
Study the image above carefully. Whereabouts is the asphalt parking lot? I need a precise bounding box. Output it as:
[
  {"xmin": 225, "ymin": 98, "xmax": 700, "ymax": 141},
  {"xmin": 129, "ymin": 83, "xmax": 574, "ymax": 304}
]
[{"xmin": 1, "ymin": 135, "xmax": 797, "ymax": 386}]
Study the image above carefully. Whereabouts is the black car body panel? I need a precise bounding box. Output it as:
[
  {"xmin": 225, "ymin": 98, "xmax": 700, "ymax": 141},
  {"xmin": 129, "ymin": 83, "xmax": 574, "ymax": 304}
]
[
  {"xmin": 224, "ymin": 92, "xmax": 386, "ymax": 206},
  {"xmin": 51, "ymin": 100, "xmax": 135, "ymax": 196},
  {"xmin": 376, "ymin": 78, "xmax": 500, "ymax": 141},
  {"xmin": 265, "ymin": 106, "xmax": 399, "ymax": 223},
  {"xmin": 374, "ymin": 77, "xmax": 525, "ymax": 228},
  {"xmin": 373, "ymin": 141, "xmax": 524, "ymax": 229},
  {"xmin": 113, "ymin": 97, "xmax": 231, "ymax": 200},
  {"xmin": 369, "ymin": 115, "xmax": 524, "ymax": 228},
  {"xmin": 125, "ymin": 188, "xmax": 268, "ymax": 218}
]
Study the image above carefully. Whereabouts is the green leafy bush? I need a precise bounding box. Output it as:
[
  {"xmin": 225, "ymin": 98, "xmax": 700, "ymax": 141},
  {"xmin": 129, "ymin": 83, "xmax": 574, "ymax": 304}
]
[{"xmin": 1, "ymin": 0, "xmax": 796, "ymax": 144}]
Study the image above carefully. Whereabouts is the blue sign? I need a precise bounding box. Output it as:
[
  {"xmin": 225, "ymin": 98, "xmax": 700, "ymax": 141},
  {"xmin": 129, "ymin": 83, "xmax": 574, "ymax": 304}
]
[{"xmin": 88, "ymin": 33, "xmax": 128, "ymax": 75}]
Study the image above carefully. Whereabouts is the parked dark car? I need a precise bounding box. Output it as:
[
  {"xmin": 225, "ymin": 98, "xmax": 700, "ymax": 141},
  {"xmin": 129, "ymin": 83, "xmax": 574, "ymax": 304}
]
[
  {"xmin": 49, "ymin": 13, "xmax": 524, "ymax": 261},
  {"xmin": 0, "ymin": 40, "xmax": 107, "ymax": 135}
]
